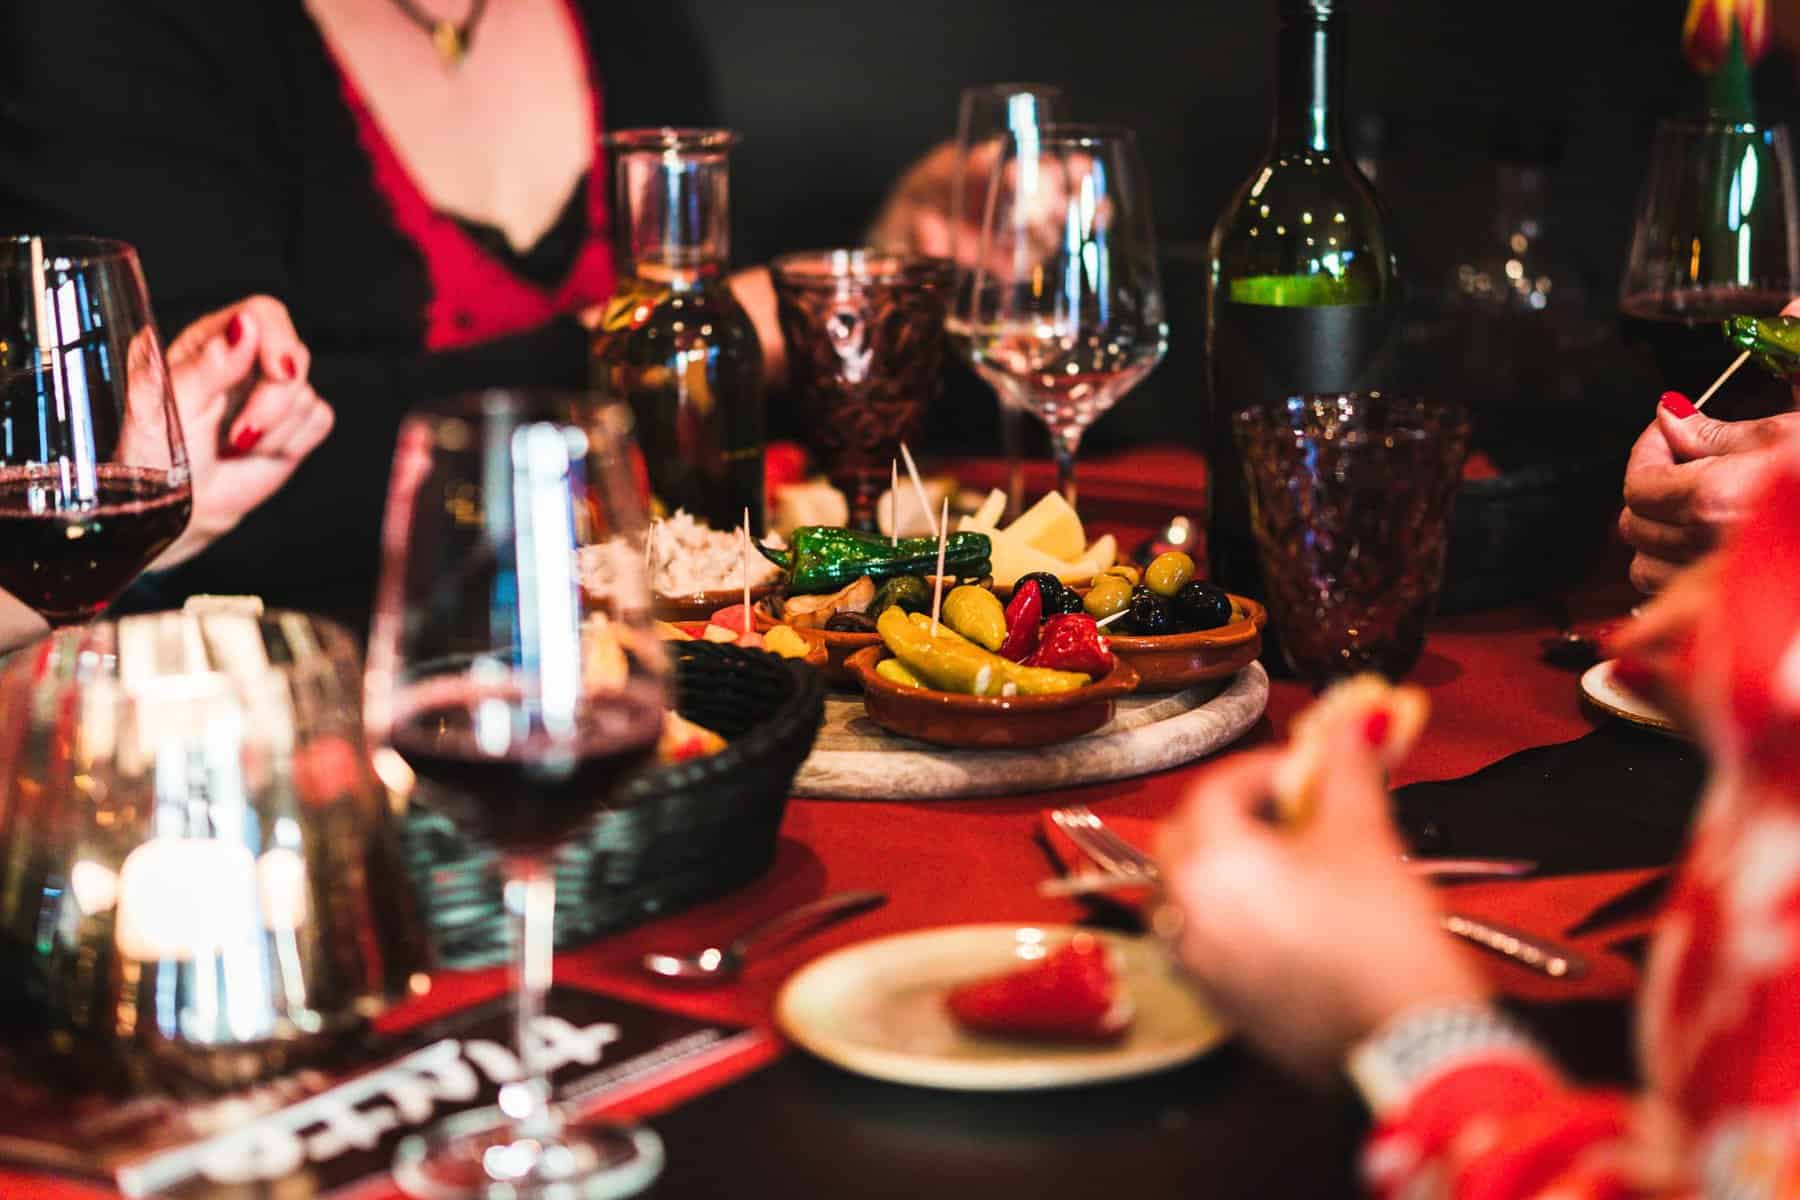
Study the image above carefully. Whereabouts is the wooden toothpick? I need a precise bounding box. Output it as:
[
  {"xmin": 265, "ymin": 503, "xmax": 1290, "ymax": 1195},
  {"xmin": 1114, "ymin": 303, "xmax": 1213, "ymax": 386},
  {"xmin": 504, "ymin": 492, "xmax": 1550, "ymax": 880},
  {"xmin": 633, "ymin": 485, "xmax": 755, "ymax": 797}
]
[
  {"xmin": 890, "ymin": 460, "xmax": 899, "ymax": 547},
  {"xmin": 1695, "ymin": 350, "xmax": 1751, "ymax": 412},
  {"xmin": 740, "ymin": 507, "xmax": 752, "ymax": 624},
  {"xmin": 899, "ymin": 442, "xmax": 936, "ymax": 538},
  {"xmin": 929, "ymin": 497, "xmax": 950, "ymax": 638}
]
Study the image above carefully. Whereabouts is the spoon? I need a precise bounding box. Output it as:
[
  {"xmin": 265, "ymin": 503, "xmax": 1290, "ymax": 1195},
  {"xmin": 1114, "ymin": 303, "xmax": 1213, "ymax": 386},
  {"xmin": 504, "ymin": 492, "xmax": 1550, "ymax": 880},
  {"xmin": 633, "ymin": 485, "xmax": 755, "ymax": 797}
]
[{"xmin": 641, "ymin": 890, "xmax": 887, "ymax": 985}]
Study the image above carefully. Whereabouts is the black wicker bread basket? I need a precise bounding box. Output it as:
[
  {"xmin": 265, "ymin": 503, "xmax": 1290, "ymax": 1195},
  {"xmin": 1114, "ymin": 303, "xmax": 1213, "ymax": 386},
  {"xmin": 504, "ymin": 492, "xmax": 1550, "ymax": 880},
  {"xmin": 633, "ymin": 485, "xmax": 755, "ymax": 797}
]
[{"xmin": 402, "ymin": 642, "xmax": 826, "ymax": 967}]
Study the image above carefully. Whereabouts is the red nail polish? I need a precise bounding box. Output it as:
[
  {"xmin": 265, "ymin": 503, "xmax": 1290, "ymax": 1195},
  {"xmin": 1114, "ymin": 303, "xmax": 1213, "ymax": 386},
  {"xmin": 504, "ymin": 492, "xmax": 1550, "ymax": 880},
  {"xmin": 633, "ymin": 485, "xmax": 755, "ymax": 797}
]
[
  {"xmin": 229, "ymin": 425, "xmax": 263, "ymax": 455},
  {"xmin": 1660, "ymin": 391, "xmax": 1697, "ymax": 419},
  {"xmin": 226, "ymin": 314, "xmax": 244, "ymax": 347},
  {"xmin": 280, "ymin": 353, "xmax": 298, "ymax": 380},
  {"xmin": 1362, "ymin": 708, "xmax": 1392, "ymax": 749}
]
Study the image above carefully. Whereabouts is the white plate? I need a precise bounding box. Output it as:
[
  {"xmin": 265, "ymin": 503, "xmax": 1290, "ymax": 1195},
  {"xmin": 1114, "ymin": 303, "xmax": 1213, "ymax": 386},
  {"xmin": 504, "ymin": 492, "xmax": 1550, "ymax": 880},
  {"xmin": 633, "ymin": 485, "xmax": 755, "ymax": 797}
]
[
  {"xmin": 774, "ymin": 924, "xmax": 1228, "ymax": 1091},
  {"xmin": 1580, "ymin": 660, "xmax": 1684, "ymax": 737}
]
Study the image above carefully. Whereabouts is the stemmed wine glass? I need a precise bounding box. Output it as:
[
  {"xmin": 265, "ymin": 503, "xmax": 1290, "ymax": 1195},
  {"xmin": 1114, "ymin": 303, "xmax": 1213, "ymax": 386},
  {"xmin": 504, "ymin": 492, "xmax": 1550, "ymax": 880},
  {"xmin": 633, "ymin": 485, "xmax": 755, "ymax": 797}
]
[
  {"xmin": 0, "ymin": 236, "xmax": 191, "ymax": 626},
  {"xmin": 1619, "ymin": 117, "xmax": 1800, "ymax": 416},
  {"xmin": 943, "ymin": 84, "xmax": 1062, "ymax": 518},
  {"xmin": 365, "ymin": 390, "xmax": 670, "ymax": 1199},
  {"xmin": 963, "ymin": 125, "xmax": 1169, "ymax": 507}
]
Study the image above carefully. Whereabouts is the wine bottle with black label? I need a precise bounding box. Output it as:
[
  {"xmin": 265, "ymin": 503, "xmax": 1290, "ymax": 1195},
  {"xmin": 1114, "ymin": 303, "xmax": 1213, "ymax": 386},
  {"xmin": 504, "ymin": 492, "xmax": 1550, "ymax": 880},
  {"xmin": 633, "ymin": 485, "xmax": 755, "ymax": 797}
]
[{"xmin": 1204, "ymin": 0, "xmax": 1399, "ymax": 597}]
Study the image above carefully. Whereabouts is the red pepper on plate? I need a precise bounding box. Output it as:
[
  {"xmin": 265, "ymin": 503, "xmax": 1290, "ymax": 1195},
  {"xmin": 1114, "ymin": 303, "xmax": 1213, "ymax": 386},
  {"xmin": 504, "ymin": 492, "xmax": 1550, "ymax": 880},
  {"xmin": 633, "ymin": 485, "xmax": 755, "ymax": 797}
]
[
  {"xmin": 945, "ymin": 934, "xmax": 1133, "ymax": 1042},
  {"xmin": 1027, "ymin": 613, "xmax": 1115, "ymax": 675},
  {"xmin": 999, "ymin": 579, "xmax": 1044, "ymax": 662}
]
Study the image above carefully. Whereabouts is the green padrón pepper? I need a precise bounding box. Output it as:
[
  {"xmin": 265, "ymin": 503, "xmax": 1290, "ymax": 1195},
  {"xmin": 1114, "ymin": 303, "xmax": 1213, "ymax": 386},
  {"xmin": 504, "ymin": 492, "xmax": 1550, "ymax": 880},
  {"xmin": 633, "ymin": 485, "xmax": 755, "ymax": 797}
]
[
  {"xmin": 759, "ymin": 527, "xmax": 992, "ymax": 594},
  {"xmin": 1724, "ymin": 315, "xmax": 1800, "ymax": 379}
]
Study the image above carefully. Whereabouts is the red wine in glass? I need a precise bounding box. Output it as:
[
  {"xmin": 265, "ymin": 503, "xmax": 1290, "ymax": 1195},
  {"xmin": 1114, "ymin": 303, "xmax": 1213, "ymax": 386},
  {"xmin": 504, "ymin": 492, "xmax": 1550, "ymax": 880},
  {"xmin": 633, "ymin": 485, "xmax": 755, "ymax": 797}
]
[
  {"xmin": 0, "ymin": 465, "xmax": 191, "ymax": 625},
  {"xmin": 389, "ymin": 680, "xmax": 664, "ymax": 854},
  {"xmin": 0, "ymin": 236, "xmax": 192, "ymax": 627},
  {"xmin": 1619, "ymin": 287, "xmax": 1794, "ymax": 419}
]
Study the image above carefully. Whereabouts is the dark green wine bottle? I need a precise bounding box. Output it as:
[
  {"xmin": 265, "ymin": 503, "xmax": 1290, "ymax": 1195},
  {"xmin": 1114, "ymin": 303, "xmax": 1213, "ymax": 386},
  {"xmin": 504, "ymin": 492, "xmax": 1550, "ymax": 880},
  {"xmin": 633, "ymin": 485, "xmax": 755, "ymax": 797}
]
[{"xmin": 1204, "ymin": 0, "xmax": 1400, "ymax": 597}]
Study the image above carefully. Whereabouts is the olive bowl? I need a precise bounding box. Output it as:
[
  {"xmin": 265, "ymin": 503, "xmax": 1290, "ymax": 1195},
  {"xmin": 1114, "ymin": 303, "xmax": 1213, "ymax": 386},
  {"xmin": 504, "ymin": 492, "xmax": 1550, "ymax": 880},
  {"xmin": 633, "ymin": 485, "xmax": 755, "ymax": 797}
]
[
  {"xmin": 845, "ymin": 646, "xmax": 1140, "ymax": 748},
  {"xmin": 1103, "ymin": 594, "xmax": 1266, "ymax": 694}
]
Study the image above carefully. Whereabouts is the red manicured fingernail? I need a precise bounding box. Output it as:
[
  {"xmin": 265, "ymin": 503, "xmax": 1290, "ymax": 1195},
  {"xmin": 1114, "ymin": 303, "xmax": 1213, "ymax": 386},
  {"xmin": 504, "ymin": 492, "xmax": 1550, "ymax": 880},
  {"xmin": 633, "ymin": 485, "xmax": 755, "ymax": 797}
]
[
  {"xmin": 226, "ymin": 314, "xmax": 244, "ymax": 347},
  {"xmin": 1611, "ymin": 655, "xmax": 1656, "ymax": 698},
  {"xmin": 1659, "ymin": 391, "xmax": 1697, "ymax": 419},
  {"xmin": 1362, "ymin": 708, "xmax": 1391, "ymax": 749},
  {"xmin": 280, "ymin": 353, "xmax": 298, "ymax": 380},
  {"xmin": 229, "ymin": 425, "xmax": 263, "ymax": 455}
]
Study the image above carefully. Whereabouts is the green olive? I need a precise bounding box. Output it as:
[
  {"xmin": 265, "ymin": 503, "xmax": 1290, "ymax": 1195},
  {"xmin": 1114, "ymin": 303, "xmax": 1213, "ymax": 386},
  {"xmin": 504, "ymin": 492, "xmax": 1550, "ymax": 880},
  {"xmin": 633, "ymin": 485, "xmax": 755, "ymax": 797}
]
[
  {"xmin": 1145, "ymin": 551, "xmax": 1196, "ymax": 598},
  {"xmin": 873, "ymin": 575, "xmax": 931, "ymax": 615},
  {"xmin": 1083, "ymin": 574, "xmax": 1134, "ymax": 620},
  {"xmin": 1102, "ymin": 564, "xmax": 1142, "ymax": 586}
]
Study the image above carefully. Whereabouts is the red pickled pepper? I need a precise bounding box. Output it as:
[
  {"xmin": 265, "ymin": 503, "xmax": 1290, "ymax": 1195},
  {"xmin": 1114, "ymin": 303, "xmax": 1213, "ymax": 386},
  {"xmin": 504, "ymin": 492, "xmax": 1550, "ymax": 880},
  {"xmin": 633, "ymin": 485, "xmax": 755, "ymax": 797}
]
[
  {"xmin": 945, "ymin": 934, "xmax": 1130, "ymax": 1042},
  {"xmin": 1027, "ymin": 613, "xmax": 1115, "ymax": 675},
  {"xmin": 999, "ymin": 579, "xmax": 1043, "ymax": 661}
]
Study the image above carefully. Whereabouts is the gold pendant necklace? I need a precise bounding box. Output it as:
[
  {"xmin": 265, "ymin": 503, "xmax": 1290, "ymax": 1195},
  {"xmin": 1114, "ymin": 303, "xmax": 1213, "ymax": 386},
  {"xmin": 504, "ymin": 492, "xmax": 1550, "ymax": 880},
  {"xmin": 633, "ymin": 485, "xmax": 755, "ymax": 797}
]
[
  {"xmin": 389, "ymin": 0, "xmax": 488, "ymax": 70},
  {"xmin": 431, "ymin": 20, "xmax": 465, "ymax": 67}
]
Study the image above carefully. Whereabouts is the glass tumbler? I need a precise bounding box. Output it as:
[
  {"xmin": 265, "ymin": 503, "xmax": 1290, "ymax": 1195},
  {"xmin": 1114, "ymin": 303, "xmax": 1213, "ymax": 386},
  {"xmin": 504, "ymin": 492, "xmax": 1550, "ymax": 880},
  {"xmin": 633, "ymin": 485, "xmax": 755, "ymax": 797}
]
[{"xmin": 1234, "ymin": 393, "xmax": 1469, "ymax": 685}]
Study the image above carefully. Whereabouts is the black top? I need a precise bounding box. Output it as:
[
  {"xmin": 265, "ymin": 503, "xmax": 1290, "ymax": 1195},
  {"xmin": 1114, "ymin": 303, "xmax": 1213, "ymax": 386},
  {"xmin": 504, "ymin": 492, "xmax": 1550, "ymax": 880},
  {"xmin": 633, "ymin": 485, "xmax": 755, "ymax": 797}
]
[{"xmin": 0, "ymin": 0, "xmax": 718, "ymax": 632}]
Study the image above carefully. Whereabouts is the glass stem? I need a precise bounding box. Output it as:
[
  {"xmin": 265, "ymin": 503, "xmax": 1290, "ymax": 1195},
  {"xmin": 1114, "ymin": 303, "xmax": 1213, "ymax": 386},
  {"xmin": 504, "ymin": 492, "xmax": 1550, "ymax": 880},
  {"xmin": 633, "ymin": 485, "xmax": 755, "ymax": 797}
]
[
  {"xmin": 1050, "ymin": 422, "xmax": 1084, "ymax": 510},
  {"xmin": 504, "ymin": 855, "xmax": 558, "ymax": 1141},
  {"xmin": 1000, "ymin": 401, "xmax": 1026, "ymax": 522}
]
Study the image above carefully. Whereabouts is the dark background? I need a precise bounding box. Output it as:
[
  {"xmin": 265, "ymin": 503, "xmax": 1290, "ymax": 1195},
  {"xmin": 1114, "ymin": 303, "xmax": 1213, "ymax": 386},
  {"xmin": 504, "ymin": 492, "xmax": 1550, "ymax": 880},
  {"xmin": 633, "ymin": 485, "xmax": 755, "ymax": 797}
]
[{"xmin": 687, "ymin": 0, "xmax": 1799, "ymax": 454}]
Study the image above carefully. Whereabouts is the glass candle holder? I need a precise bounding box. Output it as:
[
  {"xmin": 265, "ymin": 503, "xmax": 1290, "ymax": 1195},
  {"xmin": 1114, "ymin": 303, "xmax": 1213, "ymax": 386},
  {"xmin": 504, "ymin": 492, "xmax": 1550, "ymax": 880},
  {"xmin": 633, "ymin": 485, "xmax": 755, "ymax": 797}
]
[
  {"xmin": 1234, "ymin": 393, "xmax": 1469, "ymax": 685},
  {"xmin": 771, "ymin": 250, "xmax": 951, "ymax": 530}
]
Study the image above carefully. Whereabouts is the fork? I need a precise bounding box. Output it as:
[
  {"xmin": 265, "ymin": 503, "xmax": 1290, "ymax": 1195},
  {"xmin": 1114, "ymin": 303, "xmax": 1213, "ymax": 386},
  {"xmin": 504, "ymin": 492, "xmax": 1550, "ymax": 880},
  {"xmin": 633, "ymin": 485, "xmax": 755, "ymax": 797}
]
[
  {"xmin": 1050, "ymin": 807, "xmax": 1535, "ymax": 881},
  {"xmin": 1049, "ymin": 806, "xmax": 1588, "ymax": 980}
]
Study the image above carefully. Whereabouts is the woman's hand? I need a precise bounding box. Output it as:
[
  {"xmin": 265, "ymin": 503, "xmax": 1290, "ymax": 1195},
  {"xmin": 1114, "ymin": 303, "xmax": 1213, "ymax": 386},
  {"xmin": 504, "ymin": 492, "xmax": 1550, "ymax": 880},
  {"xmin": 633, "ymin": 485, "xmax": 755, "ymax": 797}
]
[
  {"xmin": 154, "ymin": 296, "xmax": 333, "ymax": 570},
  {"xmin": 1619, "ymin": 395, "xmax": 1800, "ymax": 594},
  {"xmin": 1620, "ymin": 298, "xmax": 1800, "ymax": 594},
  {"xmin": 1155, "ymin": 722, "xmax": 1487, "ymax": 1083}
]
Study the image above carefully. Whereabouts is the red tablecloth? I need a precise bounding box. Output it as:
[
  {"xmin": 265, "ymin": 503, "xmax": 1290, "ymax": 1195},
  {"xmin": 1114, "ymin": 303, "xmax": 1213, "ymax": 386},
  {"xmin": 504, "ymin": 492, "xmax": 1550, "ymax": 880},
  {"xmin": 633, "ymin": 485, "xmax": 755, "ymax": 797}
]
[{"xmin": 3, "ymin": 447, "xmax": 1659, "ymax": 1198}]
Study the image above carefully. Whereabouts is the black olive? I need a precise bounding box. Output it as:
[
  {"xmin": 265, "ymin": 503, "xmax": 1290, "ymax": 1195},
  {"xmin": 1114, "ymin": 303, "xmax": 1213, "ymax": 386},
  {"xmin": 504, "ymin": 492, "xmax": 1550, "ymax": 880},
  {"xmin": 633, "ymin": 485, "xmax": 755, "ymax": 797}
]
[
  {"xmin": 1124, "ymin": 585, "xmax": 1175, "ymax": 636},
  {"xmin": 825, "ymin": 611, "xmax": 879, "ymax": 634},
  {"xmin": 1018, "ymin": 571, "xmax": 1083, "ymax": 615},
  {"xmin": 1174, "ymin": 580, "xmax": 1234, "ymax": 631}
]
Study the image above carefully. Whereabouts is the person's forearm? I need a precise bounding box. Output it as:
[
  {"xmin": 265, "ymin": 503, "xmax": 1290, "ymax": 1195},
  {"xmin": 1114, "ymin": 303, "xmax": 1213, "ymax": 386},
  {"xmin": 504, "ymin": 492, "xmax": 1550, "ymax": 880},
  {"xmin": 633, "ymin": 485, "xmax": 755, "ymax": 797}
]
[
  {"xmin": 0, "ymin": 590, "xmax": 50, "ymax": 656},
  {"xmin": 729, "ymin": 267, "xmax": 787, "ymax": 392}
]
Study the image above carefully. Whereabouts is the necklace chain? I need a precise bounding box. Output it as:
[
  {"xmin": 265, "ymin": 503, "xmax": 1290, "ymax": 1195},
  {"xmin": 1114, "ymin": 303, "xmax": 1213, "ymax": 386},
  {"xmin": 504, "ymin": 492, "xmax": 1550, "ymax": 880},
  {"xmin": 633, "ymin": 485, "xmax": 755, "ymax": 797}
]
[{"xmin": 387, "ymin": 0, "xmax": 490, "ymax": 68}]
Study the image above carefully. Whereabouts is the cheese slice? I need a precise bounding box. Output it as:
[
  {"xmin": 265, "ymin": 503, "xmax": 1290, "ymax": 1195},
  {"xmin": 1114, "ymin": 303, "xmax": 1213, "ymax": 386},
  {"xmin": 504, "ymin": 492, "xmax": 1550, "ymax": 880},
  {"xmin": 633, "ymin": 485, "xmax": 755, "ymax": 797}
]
[{"xmin": 1006, "ymin": 492, "xmax": 1086, "ymax": 562}]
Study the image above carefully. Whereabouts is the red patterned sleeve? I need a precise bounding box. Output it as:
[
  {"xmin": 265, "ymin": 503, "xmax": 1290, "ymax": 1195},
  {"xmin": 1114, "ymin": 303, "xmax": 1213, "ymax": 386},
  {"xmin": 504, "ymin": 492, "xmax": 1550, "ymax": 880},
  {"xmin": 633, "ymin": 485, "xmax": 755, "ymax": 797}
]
[{"xmin": 1362, "ymin": 1055, "xmax": 1638, "ymax": 1199}]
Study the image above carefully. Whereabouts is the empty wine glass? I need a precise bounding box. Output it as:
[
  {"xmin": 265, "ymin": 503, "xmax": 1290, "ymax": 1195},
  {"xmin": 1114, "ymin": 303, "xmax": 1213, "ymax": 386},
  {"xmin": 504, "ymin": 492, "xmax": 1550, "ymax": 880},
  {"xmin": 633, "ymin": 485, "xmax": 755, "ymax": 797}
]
[
  {"xmin": 365, "ymin": 390, "xmax": 670, "ymax": 1199},
  {"xmin": 945, "ymin": 85, "xmax": 1062, "ymax": 517},
  {"xmin": 0, "ymin": 236, "xmax": 190, "ymax": 627},
  {"xmin": 963, "ymin": 125, "xmax": 1169, "ymax": 507},
  {"xmin": 1619, "ymin": 117, "xmax": 1800, "ymax": 416}
]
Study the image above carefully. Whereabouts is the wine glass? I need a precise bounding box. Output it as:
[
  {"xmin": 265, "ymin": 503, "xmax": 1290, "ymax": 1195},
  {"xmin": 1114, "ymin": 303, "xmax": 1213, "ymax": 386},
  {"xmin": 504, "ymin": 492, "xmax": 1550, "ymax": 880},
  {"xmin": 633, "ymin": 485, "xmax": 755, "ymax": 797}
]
[
  {"xmin": 0, "ymin": 235, "xmax": 190, "ymax": 626},
  {"xmin": 945, "ymin": 84, "xmax": 1062, "ymax": 518},
  {"xmin": 1619, "ymin": 117, "xmax": 1800, "ymax": 417},
  {"xmin": 964, "ymin": 125, "xmax": 1169, "ymax": 507},
  {"xmin": 365, "ymin": 390, "xmax": 670, "ymax": 1199}
]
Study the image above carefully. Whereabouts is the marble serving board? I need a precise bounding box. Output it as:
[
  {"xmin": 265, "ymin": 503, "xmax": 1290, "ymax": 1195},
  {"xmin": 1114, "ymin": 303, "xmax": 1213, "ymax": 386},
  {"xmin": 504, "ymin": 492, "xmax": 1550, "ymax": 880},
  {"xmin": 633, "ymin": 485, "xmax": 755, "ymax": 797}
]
[{"xmin": 791, "ymin": 663, "xmax": 1269, "ymax": 800}]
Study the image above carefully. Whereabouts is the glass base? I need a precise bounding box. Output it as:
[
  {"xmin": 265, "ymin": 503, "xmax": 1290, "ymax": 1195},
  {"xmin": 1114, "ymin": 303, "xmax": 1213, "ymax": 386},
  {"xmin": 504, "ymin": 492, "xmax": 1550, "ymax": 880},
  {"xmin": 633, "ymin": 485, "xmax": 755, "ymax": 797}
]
[{"xmin": 392, "ymin": 1107, "xmax": 664, "ymax": 1200}]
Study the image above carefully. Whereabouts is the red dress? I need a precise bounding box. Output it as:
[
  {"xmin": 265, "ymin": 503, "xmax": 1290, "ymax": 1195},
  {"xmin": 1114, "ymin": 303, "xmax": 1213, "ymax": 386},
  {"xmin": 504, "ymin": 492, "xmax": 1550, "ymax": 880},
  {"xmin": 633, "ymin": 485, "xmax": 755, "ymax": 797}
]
[
  {"xmin": 1364, "ymin": 445, "xmax": 1800, "ymax": 1197},
  {"xmin": 319, "ymin": 0, "xmax": 616, "ymax": 351}
]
